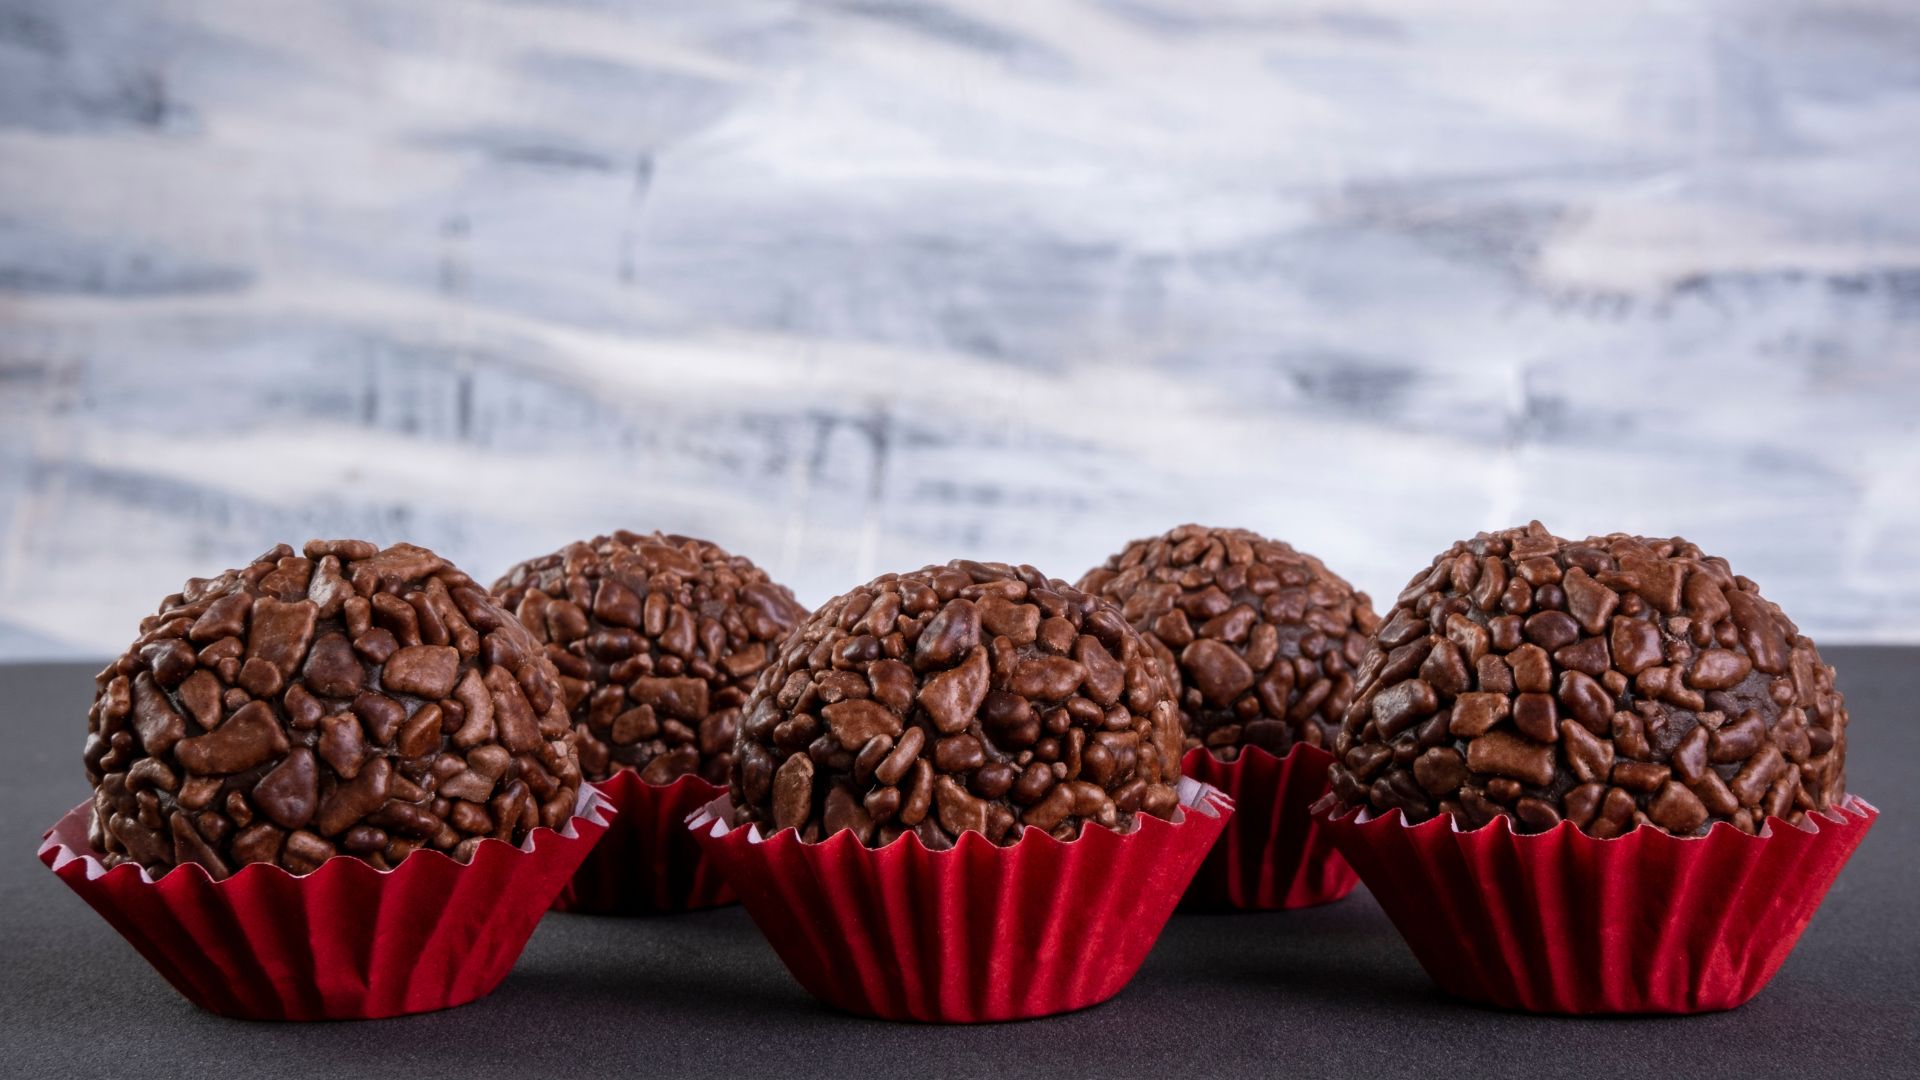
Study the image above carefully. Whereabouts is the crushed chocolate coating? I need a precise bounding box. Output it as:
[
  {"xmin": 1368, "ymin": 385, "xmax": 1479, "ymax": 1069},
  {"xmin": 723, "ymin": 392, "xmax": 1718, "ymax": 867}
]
[
  {"xmin": 1326, "ymin": 522, "xmax": 1848, "ymax": 837},
  {"xmin": 729, "ymin": 560, "xmax": 1185, "ymax": 849},
  {"xmin": 1079, "ymin": 525, "xmax": 1380, "ymax": 760},
  {"xmin": 492, "ymin": 532, "xmax": 807, "ymax": 786},
  {"xmin": 84, "ymin": 541, "xmax": 582, "ymax": 878}
]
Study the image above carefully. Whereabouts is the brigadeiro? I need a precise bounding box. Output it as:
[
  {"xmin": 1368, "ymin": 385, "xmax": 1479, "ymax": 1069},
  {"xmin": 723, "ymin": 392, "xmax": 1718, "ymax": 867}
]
[
  {"xmin": 41, "ymin": 540, "xmax": 610, "ymax": 1020},
  {"xmin": 689, "ymin": 560, "xmax": 1231, "ymax": 1022},
  {"xmin": 1316, "ymin": 522, "xmax": 1874, "ymax": 1014},
  {"xmin": 492, "ymin": 531, "xmax": 807, "ymax": 914},
  {"xmin": 1079, "ymin": 524, "xmax": 1378, "ymax": 909}
]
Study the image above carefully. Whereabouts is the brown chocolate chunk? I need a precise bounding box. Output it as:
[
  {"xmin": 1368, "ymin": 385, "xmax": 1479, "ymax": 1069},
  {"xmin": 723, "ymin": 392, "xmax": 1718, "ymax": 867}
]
[
  {"xmin": 382, "ymin": 645, "xmax": 460, "ymax": 699},
  {"xmin": 917, "ymin": 598, "xmax": 982, "ymax": 667},
  {"xmin": 301, "ymin": 633, "xmax": 364, "ymax": 698},
  {"xmin": 1688, "ymin": 648, "xmax": 1753, "ymax": 691},
  {"xmin": 1466, "ymin": 731, "xmax": 1555, "ymax": 787},
  {"xmin": 918, "ymin": 646, "xmax": 990, "ymax": 733},
  {"xmin": 129, "ymin": 672, "xmax": 187, "ymax": 758},
  {"xmin": 174, "ymin": 701, "xmax": 289, "ymax": 775},
  {"xmin": 822, "ymin": 699, "xmax": 905, "ymax": 749},
  {"xmin": 1372, "ymin": 679, "xmax": 1439, "ymax": 738},
  {"xmin": 1180, "ymin": 638, "xmax": 1255, "ymax": 706},
  {"xmin": 246, "ymin": 598, "xmax": 318, "ymax": 678},
  {"xmin": 251, "ymin": 747, "xmax": 319, "ymax": 829}
]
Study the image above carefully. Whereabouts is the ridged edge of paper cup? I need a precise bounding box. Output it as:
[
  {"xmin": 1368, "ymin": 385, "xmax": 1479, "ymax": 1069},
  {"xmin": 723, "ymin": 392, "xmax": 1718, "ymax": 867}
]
[
  {"xmin": 551, "ymin": 770, "xmax": 733, "ymax": 915},
  {"xmin": 1180, "ymin": 743, "xmax": 1356, "ymax": 911}
]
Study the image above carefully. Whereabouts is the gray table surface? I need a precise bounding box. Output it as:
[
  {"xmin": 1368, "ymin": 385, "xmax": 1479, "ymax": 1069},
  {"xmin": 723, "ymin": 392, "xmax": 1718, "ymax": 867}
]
[{"xmin": 2, "ymin": 652, "xmax": 1913, "ymax": 1079}]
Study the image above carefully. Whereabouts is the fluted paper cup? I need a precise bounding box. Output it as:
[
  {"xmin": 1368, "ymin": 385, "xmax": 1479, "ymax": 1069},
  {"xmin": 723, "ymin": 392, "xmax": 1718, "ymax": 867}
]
[
  {"xmin": 1179, "ymin": 743, "xmax": 1356, "ymax": 911},
  {"xmin": 551, "ymin": 770, "xmax": 732, "ymax": 915},
  {"xmin": 1318, "ymin": 793, "xmax": 1876, "ymax": 1014},
  {"xmin": 689, "ymin": 777, "xmax": 1232, "ymax": 1023},
  {"xmin": 40, "ymin": 784, "xmax": 613, "ymax": 1020}
]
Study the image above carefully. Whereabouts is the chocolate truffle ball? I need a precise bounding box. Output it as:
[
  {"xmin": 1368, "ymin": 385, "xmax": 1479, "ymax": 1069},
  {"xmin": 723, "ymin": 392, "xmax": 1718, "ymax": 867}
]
[
  {"xmin": 84, "ymin": 540, "xmax": 582, "ymax": 878},
  {"xmin": 492, "ymin": 532, "xmax": 807, "ymax": 787},
  {"xmin": 729, "ymin": 560, "xmax": 1185, "ymax": 849},
  {"xmin": 1079, "ymin": 525, "xmax": 1380, "ymax": 760},
  {"xmin": 1326, "ymin": 522, "xmax": 1848, "ymax": 838}
]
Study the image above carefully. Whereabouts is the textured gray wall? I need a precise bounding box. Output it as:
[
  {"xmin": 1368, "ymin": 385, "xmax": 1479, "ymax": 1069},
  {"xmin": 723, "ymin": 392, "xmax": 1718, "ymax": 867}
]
[{"xmin": 1, "ymin": 0, "xmax": 1917, "ymax": 659}]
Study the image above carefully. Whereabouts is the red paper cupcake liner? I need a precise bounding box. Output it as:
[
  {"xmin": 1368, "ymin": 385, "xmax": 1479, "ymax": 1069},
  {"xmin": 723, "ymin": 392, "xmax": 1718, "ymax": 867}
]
[
  {"xmin": 1179, "ymin": 743, "xmax": 1357, "ymax": 911},
  {"xmin": 551, "ymin": 770, "xmax": 733, "ymax": 915},
  {"xmin": 39, "ymin": 784, "xmax": 613, "ymax": 1021},
  {"xmin": 688, "ymin": 778, "xmax": 1233, "ymax": 1023},
  {"xmin": 1318, "ymin": 794, "xmax": 1877, "ymax": 1014}
]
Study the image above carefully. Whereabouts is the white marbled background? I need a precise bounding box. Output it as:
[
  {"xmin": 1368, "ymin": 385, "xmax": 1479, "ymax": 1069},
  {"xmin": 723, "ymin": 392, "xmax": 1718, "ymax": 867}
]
[{"xmin": 1, "ymin": 0, "xmax": 1917, "ymax": 659}]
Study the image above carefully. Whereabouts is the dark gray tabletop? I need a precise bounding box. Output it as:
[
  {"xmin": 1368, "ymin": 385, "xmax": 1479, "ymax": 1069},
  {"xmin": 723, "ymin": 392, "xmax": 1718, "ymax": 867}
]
[{"xmin": 3, "ymin": 651, "xmax": 1913, "ymax": 1079}]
